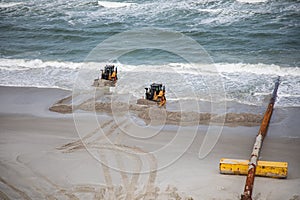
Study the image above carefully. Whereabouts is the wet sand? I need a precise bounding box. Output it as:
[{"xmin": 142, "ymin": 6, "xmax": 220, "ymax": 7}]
[{"xmin": 0, "ymin": 86, "xmax": 299, "ymax": 200}]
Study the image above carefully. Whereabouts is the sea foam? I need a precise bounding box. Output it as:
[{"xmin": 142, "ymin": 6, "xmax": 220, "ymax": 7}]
[
  {"xmin": 98, "ymin": 1, "xmax": 135, "ymax": 8},
  {"xmin": 0, "ymin": 2, "xmax": 23, "ymax": 8},
  {"xmin": 0, "ymin": 58, "xmax": 299, "ymax": 107}
]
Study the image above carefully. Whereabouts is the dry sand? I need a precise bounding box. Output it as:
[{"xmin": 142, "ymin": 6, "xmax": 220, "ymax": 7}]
[{"xmin": 0, "ymin": 86, "xmax": 299, "ymax": 200}]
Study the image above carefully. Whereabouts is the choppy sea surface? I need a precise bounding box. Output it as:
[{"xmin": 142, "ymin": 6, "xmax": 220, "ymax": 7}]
[{"xmin": 0, "ymin": 0, "xmax": 299, "ymax": 107}]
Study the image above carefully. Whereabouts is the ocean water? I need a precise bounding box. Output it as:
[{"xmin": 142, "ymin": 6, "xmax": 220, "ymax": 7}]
[{"xmin": 0, "ymin": 0, "xmax": 299, "ymax": 107}]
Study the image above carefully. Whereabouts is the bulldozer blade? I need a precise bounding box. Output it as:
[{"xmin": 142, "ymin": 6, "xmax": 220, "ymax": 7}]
[{"xmin": 220, "ymin": 158, "xmax": 288, "ymax": 178}]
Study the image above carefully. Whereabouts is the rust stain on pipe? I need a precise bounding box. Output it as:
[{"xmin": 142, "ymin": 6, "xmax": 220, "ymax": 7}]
[{"xmin": 241, "ymin": 77, "xmax": 280, "ymax": 200}]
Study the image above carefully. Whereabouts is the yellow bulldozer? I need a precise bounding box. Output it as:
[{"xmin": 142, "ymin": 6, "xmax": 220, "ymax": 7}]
[
  {"xmin": 101, "ymin": 65, "xmax": 117, "ymax": 81},
  {"xmin": 93, "ymin": 65, "xmax": 118, "ymax": 87},
  {"xmin": 144, "ymin": 83, "xmax": 166, "ymax": 107}
]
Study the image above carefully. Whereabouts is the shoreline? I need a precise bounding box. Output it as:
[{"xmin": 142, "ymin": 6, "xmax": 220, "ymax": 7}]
[{"xmin": 0, "ymin": 86, "xmax": 299, "ymax": 199}]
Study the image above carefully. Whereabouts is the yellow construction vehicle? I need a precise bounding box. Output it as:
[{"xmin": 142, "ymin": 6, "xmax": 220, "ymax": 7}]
[
  {"xmin": 144, "ymin": 83, "xmax": 166, "ymax": 107},
  {"xmin": 93, "ymin": 65, "xmax": 118, "ymax": 87},
  {"xmin": 101, "ymin": 65, "xmax": 117, "ymax": 81}
]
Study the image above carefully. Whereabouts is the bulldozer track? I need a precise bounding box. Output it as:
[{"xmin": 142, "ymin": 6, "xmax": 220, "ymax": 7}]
[
  {"xmin": 56, "ymin": 115, "xmax": 159, "ymax": 199},
  {"xmin": 88, "ymin": 144, "xmax": 157, "ymax": 200},
  {"xmin": 14, "ymin": 153, "xmax": 112, "ymax": 200},
  {"xmin": 0, "ymin": 160, "xmax": 51, "ymax": 200},
  {"xmin": 113, "ymin": 133, "xmax": 140, "ymax": 200},
  {"xmin": 0, "ymin": 175, "xmax": 31, "ymax": 200},
  {"xmin": 57, "ymin": 119, "xmax": 115, "ymax": 152},
  {"xmin": 0, "ymin": 190, "xmax": 10, "ymax": 200},
  {"xmin": 1, "ymin": 115, "xmax": 188, "ymax": 199}
]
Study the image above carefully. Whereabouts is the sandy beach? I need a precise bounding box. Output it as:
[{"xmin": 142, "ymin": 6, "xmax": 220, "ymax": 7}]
[
  {"xmin": 1, "ymin": 0, "xmax": 300, "ymax": 199},
  {"xmin": 0, "ymin": 86, "xmax": 299, "ymax": 200}
]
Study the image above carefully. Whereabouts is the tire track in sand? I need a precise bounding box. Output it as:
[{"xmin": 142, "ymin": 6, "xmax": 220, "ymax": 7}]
[
  {"xmin": 0, "ymin": 160, "xmax": 50, "ymax": 200},
  {"xmin": 8, "ymin": 115, "xmax": 159, "ymax": 199},
  {"xmin": 0, "ymin": 190, "xmax": 10, "ymax": 200},
  {"xmin": 0, "ymin": 175, "xmax": 31, "ymax": 200},
  {"xmin": 58, "ymin": 116, "xmax": 158, "ymax": 199},
  {"xmin": 57, "ymin": 119, "xmax": 114, "ymax": 152},
  {"xmin": 10, "ymin": 118, "xmax": 118, "ymax": 199}
]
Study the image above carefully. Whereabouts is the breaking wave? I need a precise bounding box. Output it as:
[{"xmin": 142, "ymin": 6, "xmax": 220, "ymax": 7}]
[
  {"xmin": 0, "ymin": 58, "xmax": 299, "ymax": 107},
  {"xmin": 236, "ymin": 0, "xmax": 268, "ymax": 3},
  {"xmin": 97, "ymin": 1, "xmax": 136, "ymax": 8},
  {"xmin": 0, "ymin": 2, "xmax": 23, "ymax": 8}
]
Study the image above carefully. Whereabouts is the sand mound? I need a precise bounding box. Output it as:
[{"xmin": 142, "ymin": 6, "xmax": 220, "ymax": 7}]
[
  {"xmin": 92, "ymin": 79, "xmax": 116, "ymax": 87},
  {"xmin": 49, "ymin": 104, "xmax": 72, "ymax": 114},
  {"xmin": 50, "ymin": 95, "xmax": 263, "ymax": 127},
  {"xmin": 136, "ymin": 98, "xmax": 158, "ymax": 106}
]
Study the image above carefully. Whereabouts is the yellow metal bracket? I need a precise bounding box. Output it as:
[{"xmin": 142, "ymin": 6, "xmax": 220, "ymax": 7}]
[{"xmin": 220, "ymin": 158, "xmax": 288, "ymax": 178}]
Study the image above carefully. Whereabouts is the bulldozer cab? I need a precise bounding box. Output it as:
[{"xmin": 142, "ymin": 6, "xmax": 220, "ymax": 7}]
[
  {"xmin": 101, "ymin": 65, "xmax": 117, "ymax": 81},
  {"xmin": 151, "ymin": 83, "xmax": 163, "ymax": 95}
]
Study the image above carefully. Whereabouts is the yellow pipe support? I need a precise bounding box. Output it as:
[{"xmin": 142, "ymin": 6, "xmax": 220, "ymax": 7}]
[{"xmin": 220, "ymin": 158, "xmax": 288, "ymax": 178}]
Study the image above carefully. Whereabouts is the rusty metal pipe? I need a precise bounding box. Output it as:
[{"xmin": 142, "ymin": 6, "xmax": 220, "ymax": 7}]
[{"xmin": 241, "ymin": 77, "xmax": 280, "ymax": 200}]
